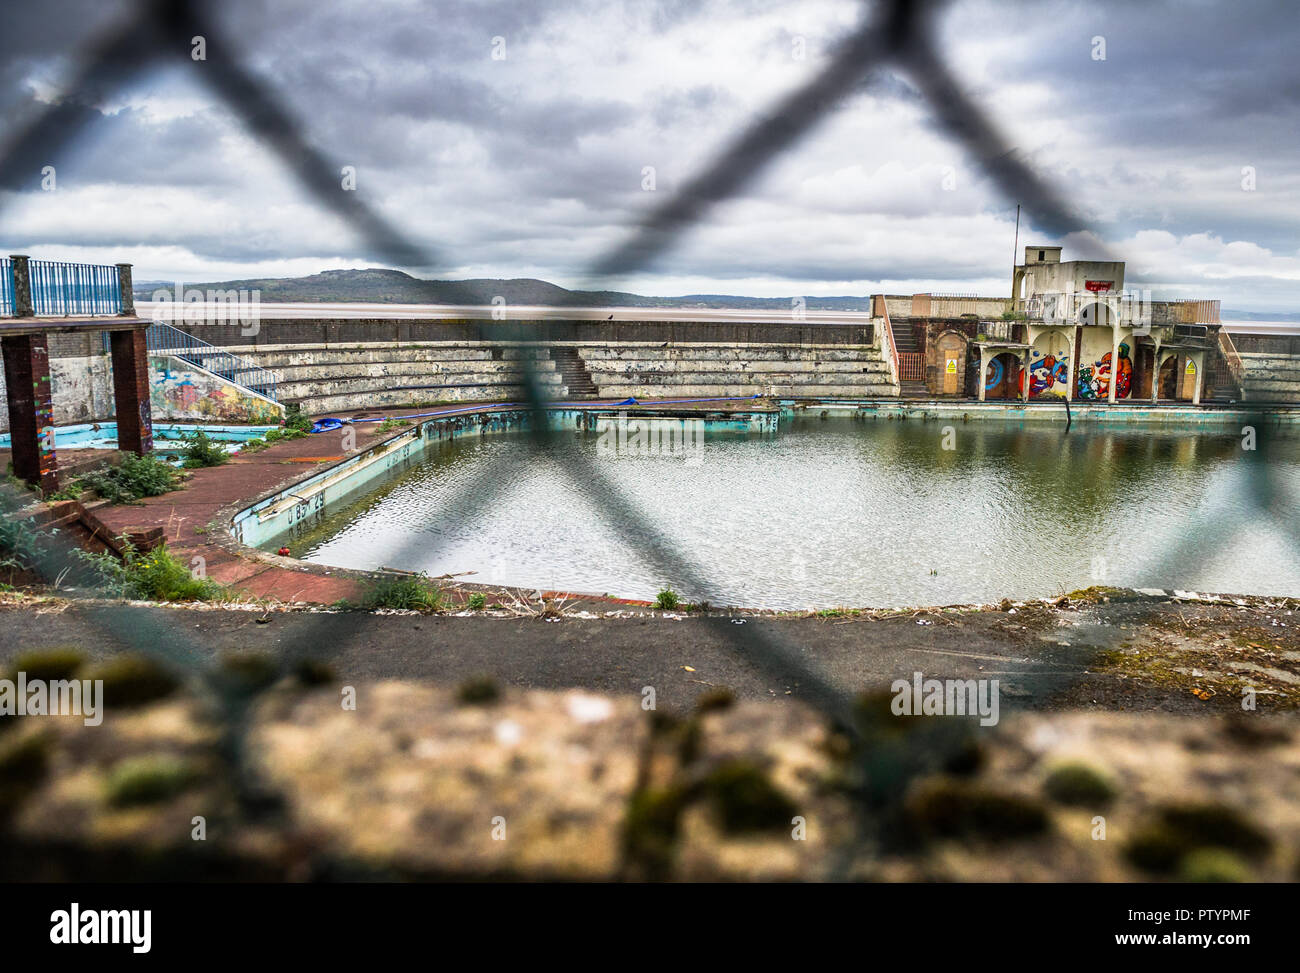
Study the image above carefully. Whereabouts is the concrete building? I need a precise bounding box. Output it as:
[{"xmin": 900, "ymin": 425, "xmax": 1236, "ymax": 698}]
[{"xmin": 879, "ymin": 246, "xmax": 1230, "ymax": 405}]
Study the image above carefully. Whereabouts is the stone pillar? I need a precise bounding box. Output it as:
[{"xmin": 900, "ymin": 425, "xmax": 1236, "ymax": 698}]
[
  {"xmin": 1021, "ymin": 351, "xmax": 1030, "ymax": 402},
  {"xmin": 1107, "ymin": 320, "xmax": 1120, "ymax": 404},
  {"xmin": 1151, "ymin": 343, "xmax": 1162, "ymax": 404},
  {"xmin": 9, "ymin": 254, "xmax": 33, "ymax": 317},
  {"xmin": 115, "ymin": 263, "xmax": 134, "ymax": 316},
  {"xmin": 978, "ymin": 348, "xmax": 987, "ymax": 402},
  {"xmin": 1192, "ymin": 352, "xmax": 1204, "ymax": 406},
  {"xmin": 109, "ymin": 327, "xmax": 153, "ymax": 455},
  {"xmin": 1, "ymin": 333, "xmax": 58, "ymax": 491}
]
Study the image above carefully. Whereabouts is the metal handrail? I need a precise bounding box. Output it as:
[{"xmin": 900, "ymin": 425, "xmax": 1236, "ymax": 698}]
[
  {"xmin": 878, "ymin": 298, "xmax": 901, "ymax": 392},
  {"xmin": 0, "ymin": 258, "xmax": 13, "ymax": 316},
  {"xmin": 145, "ymin": 321, "xmax": 278, "ymax": 401},
  {"xmin": 29, "ymin": 259, "xmax": 121, "ymax": 315}
]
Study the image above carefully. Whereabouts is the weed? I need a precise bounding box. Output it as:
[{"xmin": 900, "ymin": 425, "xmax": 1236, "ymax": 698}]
[
  {"xmin": 467, "ymin": 592, "xmax": 487, "ymax": 611},
  {"xmin": 78, "ymin": 454, "xmax": 182, "ymax": 504},
  {"xmin": 655, "ymin": 588, "xmax": 680, "ymax": 610},
  {"xmin": 180, "ymin": 430, "xmax": 229, "ymax": 469},
  {"xmin": 77, "ymin": 543, "xmax": 224, "ymax": 602},
  {"xmin": 283, "ymin": 404, "xmax": 313, "ymax": 434},
  {"xmin": 363, "ymin": 574, "xmax": 444, "ymax": 612}
]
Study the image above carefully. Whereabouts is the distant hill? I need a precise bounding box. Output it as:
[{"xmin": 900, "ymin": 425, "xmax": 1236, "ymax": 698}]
[{"xmin": 134, "ymin": 268, "xmax": 877, "ymax": 311}]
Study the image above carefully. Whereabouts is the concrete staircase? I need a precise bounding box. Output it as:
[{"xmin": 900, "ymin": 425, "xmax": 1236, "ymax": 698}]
[
  {"xmin": 577, "ymin": 344, "xmax": 893, "ymax": 399},
  {"xmin": 227, "ymin": 339, "xmax": 894, "ymax": 414},
  {"xmin": 549, "ymin": 347, "xmax": 598, "ymax": 399},
  {"xmin": 236, "ymin": 344, "xmax": 563, "ymax": 415},
  {"xmin": 890, "ymin": 326, "xmax": 928, "ymax": 399},
  {"xmin": 1238, "ymin": 352, "xmax": 1300, "ymax": 403}
]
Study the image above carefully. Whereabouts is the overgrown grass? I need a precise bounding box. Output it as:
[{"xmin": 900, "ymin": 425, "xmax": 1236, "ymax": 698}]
[
  {"xmin": 180, "ymin": 430, "xmax": 229, "ymax": 469},
  {"xmin": 77, "ymin": 542, "xmax": 225, "ymax": 602},
  {"xmin": 362, "ymin": 574, "xmax": 444, "ymax": 612},
  {"xmin": 78, "ymin": 454, "xmax": 182, "ymax": 504},
  {"xmin": 283, "ymin": 404, "xmax": 313, "ymax": 434},
  {"xmin": 655, "ymin": 588, "xmax": 680, "ymax": 610},
  {"xmin": 467, "ymin": 592, "xmax": 487, "ymax": 611},
  {"xmin": 378, "ymin": 417, "xmax": 412, "ymax": 432}
]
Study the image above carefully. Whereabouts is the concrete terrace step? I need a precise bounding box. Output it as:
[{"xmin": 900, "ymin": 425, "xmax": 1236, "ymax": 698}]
[
  {"xmin": 236, "ymin": 346, "xmax": 554, "ymax": 367},
  {"xmin": 579, "ymin": 346, "xmax": 883, "ymax": 362},
  {"xmin": 278, "ymin": 372, "xmax": 563, "ymax": 400},
  {"xmin": 285, "ymin": 386, "xmax": 545, "ymax": 414},
  {"xmin": 606, "ymin": 383, "xmax": 898, "ymax": 398},
  {"xmin": 269, "ymin": 360, "xmax": 560, "ymax": 382},
  {"xmin": 584, "ymin": 361, "xmax": 891, "ymax": 378},
  {"xmin": 588, "ymin": 371, "xmax": 891, "ymax": 387}
]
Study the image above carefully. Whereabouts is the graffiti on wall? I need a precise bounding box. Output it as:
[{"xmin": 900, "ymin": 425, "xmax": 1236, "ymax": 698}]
[
  {"xmin": 984, "ymin": 354, "xmax": 1023, "ymax": 397},
  {"xmin": 1077, "ymin": 341, "xmax": 1132, "ymax": 400},
  {"xmin": 149, "ymin": 357, "xmax": 282, "ymax": 425},
  {"xmin": 1027, "ymin": 331, "xmax": 1071, "ymax": 398}
]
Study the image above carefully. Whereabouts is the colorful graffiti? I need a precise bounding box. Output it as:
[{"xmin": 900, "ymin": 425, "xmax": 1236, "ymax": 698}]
[
  {"xmin": 984, "ymin": 354, "xmax": 1023, "ymax": 398},
  {"xmin": 149, "ymin": 357, "xmax": 282, "ymax": 425},
  {"xmin": 1027, "ymin": 350, "xmax": 1069, "ymax": 397},
  {"xmin": 1077, "ymin": 341, "xmax": 1132, "ymax": 400}
]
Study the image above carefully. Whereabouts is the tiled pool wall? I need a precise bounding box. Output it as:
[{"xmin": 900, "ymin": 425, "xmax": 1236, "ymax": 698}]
[
  {"xmin": 783, "ymin": 399, "xmax": 1300, "ymax": 427},
  {"xmin": 231, "ymin": 406, "xmax": 777, "ymax": 549},
  {"xmin": 0, "ymin": 421, "xmax": 279, "ymax": 450}
]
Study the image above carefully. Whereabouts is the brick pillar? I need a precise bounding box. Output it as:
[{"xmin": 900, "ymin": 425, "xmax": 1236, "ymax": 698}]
[
  {"xmin": 1, "ymin": 334, "xmax": 58, "ymax": 491},
  {"xmin": 109, "ymin": 328, "xmax": 153, "ymax": 455}
]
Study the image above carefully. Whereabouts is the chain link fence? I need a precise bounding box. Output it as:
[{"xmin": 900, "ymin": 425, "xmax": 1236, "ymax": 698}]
[{"xmin": 1, "ymin": 0, "xmax": 1297, "ymax": 876}]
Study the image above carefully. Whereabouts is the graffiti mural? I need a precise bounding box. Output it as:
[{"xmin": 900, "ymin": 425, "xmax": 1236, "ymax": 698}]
[
  {"xmin": 1077, "ymin": 341, "xmax": 1132, "ymax": 400},
  {"xmin": 149, "ymin": 357, "xmax": 283, "ymax": 425},
  {"xmin": 1027, "ymin": 332, "xmax": 1071, "ymax": 398},
  {"xmin": 984, "ymin": 353, "xmax": 1022, "ymax": 399}
]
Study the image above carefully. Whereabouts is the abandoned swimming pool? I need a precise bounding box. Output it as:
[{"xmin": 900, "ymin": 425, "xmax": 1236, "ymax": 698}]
[{"xmin": 238, "ymin": 415, "xmax": 1300, "ymax": 609}]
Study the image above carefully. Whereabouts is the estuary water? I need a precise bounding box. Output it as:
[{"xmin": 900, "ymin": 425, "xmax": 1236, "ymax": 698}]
[{"xmin": 279, "ymin": 417, "xmax": 1300, "ymax": 609}]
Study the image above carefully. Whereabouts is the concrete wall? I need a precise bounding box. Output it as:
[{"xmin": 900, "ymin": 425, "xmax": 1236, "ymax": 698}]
[
  {"xmin": 0, "ymin": 334, "xmax": 114, "ymax": 434},
  {"xmin": 229, "ymin": 338, "xmax": 891, "ymax": 413},
  {"xmin": 165, "ymin": 318, "xmax": 876, "ymax": 349}
]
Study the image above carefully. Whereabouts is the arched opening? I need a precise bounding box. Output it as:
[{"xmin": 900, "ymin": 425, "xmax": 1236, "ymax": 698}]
[
  {"xmin": 984, "ymin": 352, "xmax": 1021, "ymax": 400},
  {"xmin": 936, "ymin": 331, "xmax": 968, "ymax": 396},
  {"xmin": 1077, "ymin": 300, "xmax": 1113, "ymax": 328},
  {"xmin": 1159, "ymin": 355, "xmax": 1196, "ymax": 402},
  {"xmin": 1027, "ymin": 330, "xmax": 1071, "ymax": 399}
]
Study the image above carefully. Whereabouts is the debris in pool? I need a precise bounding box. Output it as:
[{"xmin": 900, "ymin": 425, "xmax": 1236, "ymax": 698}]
[{"xmin": 730, "ymin": 619, "xmax": 745, "ymax": 625}]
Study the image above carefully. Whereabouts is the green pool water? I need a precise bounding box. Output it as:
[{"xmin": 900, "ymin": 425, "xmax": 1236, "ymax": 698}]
[{"xmin": 278, "ymin": 418, "xmax": 1300, "ymax": 609}]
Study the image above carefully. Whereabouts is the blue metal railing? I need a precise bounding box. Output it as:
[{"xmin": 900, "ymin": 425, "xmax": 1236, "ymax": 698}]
[
  {"xmin": 144, "ymin": 321, "xmax": 278, "ymax": 402},
  {"xmin": 0, "ymin": 258, "xmax": 14, "ymax": 316},
  {"xmin": 29, "ymin": 259, "xmax": 121, "ymax": 315}
]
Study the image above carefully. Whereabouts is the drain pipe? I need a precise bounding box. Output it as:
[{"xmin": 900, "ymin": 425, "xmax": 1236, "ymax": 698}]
[{"xmin": 1063, "ymin": 395, "xmax": 1072, "ymax": 434}]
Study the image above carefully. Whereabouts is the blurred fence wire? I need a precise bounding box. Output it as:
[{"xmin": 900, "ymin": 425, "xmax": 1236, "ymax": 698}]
[{"xmin": 0, "ymin": 0, "xmax": 1296, "ymax": 870}]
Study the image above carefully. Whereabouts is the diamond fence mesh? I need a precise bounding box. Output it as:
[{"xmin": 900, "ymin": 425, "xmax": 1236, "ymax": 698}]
[{"xmin": 0, "ymin": 0, "xmax": 1296, "ymax": 875}]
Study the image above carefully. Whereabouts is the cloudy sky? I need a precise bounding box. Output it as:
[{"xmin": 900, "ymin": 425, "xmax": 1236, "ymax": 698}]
[{"xmin": 1, "ymin": 0, "xmax": 1297, "ymax": 310}]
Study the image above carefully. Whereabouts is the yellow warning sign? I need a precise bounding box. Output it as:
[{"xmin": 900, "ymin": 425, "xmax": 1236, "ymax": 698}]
[
  {"xmin": 1185, "ymin": 359, "xmax": 1196, "ymax": 375},
  {"xmin": 946, "ymin": 359, "xmax": 957, "ymax": 373}
]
